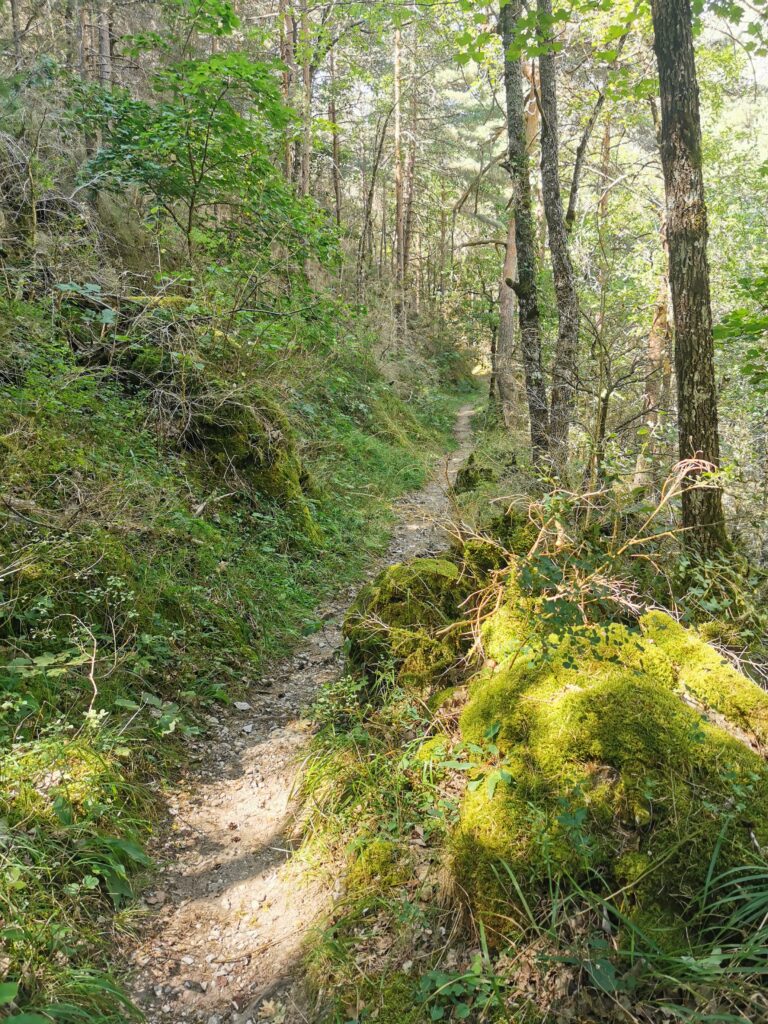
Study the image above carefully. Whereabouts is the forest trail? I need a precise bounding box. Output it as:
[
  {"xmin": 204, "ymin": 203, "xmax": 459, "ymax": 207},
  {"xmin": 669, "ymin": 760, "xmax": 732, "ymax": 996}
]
[{"xmin": 128, "ymin": 403, "xmax": 478, "ymax": 1024}]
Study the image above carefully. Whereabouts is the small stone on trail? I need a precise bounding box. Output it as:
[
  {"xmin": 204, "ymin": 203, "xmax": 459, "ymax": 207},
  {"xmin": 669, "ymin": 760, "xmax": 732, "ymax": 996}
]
[{"xmin": 233, "ymin": 701, "xmax": 252, "ymax": 711}]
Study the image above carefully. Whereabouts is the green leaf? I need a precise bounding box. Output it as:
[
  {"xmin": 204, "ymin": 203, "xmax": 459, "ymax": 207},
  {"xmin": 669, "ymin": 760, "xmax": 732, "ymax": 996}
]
[{"xmin": 0, "ymin": 982, "xmax": 19, "ymax": 1006}]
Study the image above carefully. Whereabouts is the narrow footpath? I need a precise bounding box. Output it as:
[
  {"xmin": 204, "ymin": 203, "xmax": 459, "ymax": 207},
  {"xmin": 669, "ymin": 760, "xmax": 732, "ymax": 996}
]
[{"xmin": 128, "ymin": 404, "xmax": 477, "ymax": 1024}]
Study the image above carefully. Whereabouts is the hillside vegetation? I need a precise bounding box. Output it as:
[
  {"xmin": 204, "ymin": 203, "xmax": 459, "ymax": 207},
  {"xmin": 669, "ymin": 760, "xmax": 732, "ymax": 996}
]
[
  {"xmin": 303, "ymin": 431, "xmax": 768, "ymax": 1022},
  {"xmin": 3, "ymin": 0, "xmax": 768, "ymax": 1021}
]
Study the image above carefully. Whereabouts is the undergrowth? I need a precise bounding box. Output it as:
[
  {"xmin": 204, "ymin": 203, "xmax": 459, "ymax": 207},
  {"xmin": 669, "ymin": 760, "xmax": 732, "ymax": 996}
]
[
  {"xmin": 296, "ymin": 423, "xmax": 768, "ymax": 1024},
  {"xmin": 0, "ymin": 289, "xmax": 471, "ymax": 1019}
]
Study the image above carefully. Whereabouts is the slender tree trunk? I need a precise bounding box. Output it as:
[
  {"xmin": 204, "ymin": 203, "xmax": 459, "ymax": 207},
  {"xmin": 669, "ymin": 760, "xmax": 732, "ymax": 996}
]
[
  {"xmin": 393, "ymin": 26, "xmax": 405, "ymax": 335},
  {"xmin": 438, "ymin": 197, "xmax": 447, "ymax": 310},
  {"xmin": 280, "ymin": 1, "xmax": 297, "ymax": 182},
  {"xmin": 537, "ymin": 0, "xmax": 580, "ymax": 463},
  {"xmin": 650, "ymin": 0, "xmax": 728, "ymax": 553},
  {"xmin": 633, "ymin": 243, "xmax": 672, "ymax": 490},
  {"xmin": 328, "ymin": 47, "xmax": 342, "ymax": 227},
  {"xmin": 356, "ymin": 110, "xmax": 391, "ymax": 294},
  {"xmin": 10, "ymin": 0, "xmax": 22, "ymax": 66},
  {"xmin": 500, "ymin": 0, "xmax": 549, "ymax": 459},
  {"xmin": 496, "ymin": 215, "xmax": 518, "ymax": 425},
  {"xmin": 96, "ymin": 0, "xmax": 112, "ymax": 86},
  {"xmin": 299, "ymin": 0, "xmax": 312, "ymax": 197},
  {"xmin": 379, "ymin": 174, "xmax": 387, "ymax": 277},
  {"xmin": 584, "ymin": 119, "xmax": 613, "ymax": 490},
  {"xmin": 403, "ymin": 73, "xmax": 418, "ymax": 294}
]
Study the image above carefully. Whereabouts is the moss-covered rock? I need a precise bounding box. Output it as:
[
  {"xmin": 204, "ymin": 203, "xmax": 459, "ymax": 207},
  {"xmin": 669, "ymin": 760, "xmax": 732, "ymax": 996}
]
[
  {"xmin": 453, "ymin": 606, "xmax": 768, "ymax": 948},
  {"xmin": 344, "ymin": 557, "xmax": 471, "ymax": 689},
  {"xmin": 453, "ymin": 452, "xmax": 497, "ymax": 494},
  {"xmin": 640, "ymin": 611, "xmax": 768, "ymax": 746},
  {"xmin": 486, "ymin": 504, "xmax": 538, "ymax": 557},
  {"xmin": 187, "ymin": 381, "xmax": 321, "ymax": 542},
  {"xmin": 61, "ymin": 312, "xmax": 321, "ymax": 540}
]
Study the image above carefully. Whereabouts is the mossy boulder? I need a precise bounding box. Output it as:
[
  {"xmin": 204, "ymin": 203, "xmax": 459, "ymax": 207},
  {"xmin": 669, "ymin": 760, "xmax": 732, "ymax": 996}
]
[
  {"xmin": 344, "ymin": 557, "xmax": 471, "ymax": 689},
  {"xmin": 453, "ymin": 606, "xmax": 768, "ymax": 949},
  {"xmin": 453, "ymin": 452, "xmax": 497, "ymax": 494},
  {"xmin": 487, "ymin": 503, "xmax": 538, "ymax": 556},
  {"xmin": 186, "ymin": 381, "xmax": 321, "ymax": 542},
  {"xmin": 641, "ymin": 610, "xmax": 768, "ymax": 746},
  {"xmin": 63, "ymin": 318, "xmax": 321, "ymax": 540}
]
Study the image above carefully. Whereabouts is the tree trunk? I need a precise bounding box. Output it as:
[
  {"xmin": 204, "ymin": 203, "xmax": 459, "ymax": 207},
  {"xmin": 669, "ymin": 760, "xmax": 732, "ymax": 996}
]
[
  {"xmin": 356, "ymin": 110, "xmax": 391, "ymax": 295},
  {"xmin": 537, "ymin": 0, "xmax": 580, "ymax": 463},
  {"xmin": 10, "ymin": 0, "xmax": 22, "ymax": 66},
  {"xmin": 393, "ymin": 26, "xmax": 405, "ymax": 335},
  {"xmin": 403, "ymin": 71, "xmax": 418, "ymax": 296},
  {"xmin": 633, "ymin": 263, "xmax": 672, "ymax": 490},
  {"xmin": 650, "ymin": 0, "xmax": 728, "ymax": 554},
  {"xmin": 280, "ymin": 0, "xmax": 297, "ymax": 182},
  {"xmin": 500, "ymin": 0, "xmax": 549, "ymax": 459},
  {"xmin": 97, "ymin": 0, "xmax": 112, "ymax": 87},
  {"xmin": 328, "ymin": 47, "xmax": 342, "ymax": 227},
  {"xmin": 299, "ymin": 0, "xmax": 312, "ymax": 198},
  {"xmin": 496, "ymin": 215, "xmax": 518, "ymax": 425}
]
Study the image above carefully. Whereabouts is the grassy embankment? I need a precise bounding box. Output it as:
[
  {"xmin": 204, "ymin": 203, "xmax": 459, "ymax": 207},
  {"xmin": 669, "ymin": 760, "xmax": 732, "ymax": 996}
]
[{"xmin": 0, "ymin": 287, "xmax": 473, "ymax": 1021}]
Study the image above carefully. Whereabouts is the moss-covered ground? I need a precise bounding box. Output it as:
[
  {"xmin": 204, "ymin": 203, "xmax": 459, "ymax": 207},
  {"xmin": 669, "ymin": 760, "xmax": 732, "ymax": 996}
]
[{"xmin": 299, "ymin": 427, "xmax": 768, "ymax": 1024}]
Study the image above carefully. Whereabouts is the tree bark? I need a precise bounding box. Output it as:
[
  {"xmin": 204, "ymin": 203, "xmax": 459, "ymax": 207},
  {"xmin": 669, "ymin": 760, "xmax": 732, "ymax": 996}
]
[
  {"xmin": 97, "ymin": 0, "xmax": 112, "ymax": 87},
  {"xmin": 650, "ymin": 0, "xmax": 728, "ymax": 553},
  {"xmin": 402, "ymin": 69, "xmax": 418, "ymax": 294},
  {"xmin": 393, "ymin": 26, "xmax": 405, "ymax": 334},
  {"xmin": 328, "ymin": 47, "xmax": 342, "ymax": 227},
  {"xmin": 299, "ymin": 0, "xmax": 312, "ymax": 197},
  {"xmin": 356, "ymin": 110, "xmax": 391, "ymax": 294},
  {"xmin": 537, "ymin": 0, "xmax": 580, "ymax": 463},
  {"xmin": 496, "ymin": 215, "xmax": 518, "ymax": 425},
  {"xmin": 280, "ymin": 0, "xmax": 297, "ymax": 182},
  {"xmin": 10, "ymin": 0, "xmax": 22, "ymax": 67},
  {"xmin": 633, "ymin": 247, "xmax": 672, "ymax": 490},
  {"xmin": 500, "ymin": 0, "xmax": 549, "ymax": 459}
]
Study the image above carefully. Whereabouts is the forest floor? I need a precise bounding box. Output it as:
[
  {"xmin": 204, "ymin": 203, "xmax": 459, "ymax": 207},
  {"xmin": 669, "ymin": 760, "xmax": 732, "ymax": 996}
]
[{"xmin": 126, "ymin": 403, "xmax": 478, "ymax": 1024}]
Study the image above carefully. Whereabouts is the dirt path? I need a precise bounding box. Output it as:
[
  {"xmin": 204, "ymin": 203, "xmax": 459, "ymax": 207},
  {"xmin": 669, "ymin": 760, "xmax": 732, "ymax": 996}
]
[{"xmin": 128, "ymin": 404, "xmax": 477, "ymax": 1024}]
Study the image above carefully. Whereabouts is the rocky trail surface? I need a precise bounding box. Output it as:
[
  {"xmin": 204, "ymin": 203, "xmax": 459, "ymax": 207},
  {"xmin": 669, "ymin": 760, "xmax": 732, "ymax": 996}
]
[{"xmin": 128, "ymin": 404, "xmax": 477, "ymax": 1024}]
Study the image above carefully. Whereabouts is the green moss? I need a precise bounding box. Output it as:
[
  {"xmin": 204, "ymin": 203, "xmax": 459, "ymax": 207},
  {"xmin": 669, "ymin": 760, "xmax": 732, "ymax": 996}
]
[
  {"xmin": 453, "ymin": 451, "xmax": 497, "ymax": 494},
  {"xmin": 362, "ymin": 973, "xmax": 425, "ymax": 1024},
  {"xmin": 487, "ymin": 504, "xmax": 538, "ymax": 557},
  {"xmin": 458, "ymin": 537, "xmax": 508, "ymax": 579},
  {"xmin": 453, "ymin": 607, "xmax": 768, "ymax": 947},
  {"xmin": 478, "ymin": 568, "xmax": 536, "ymax": 665},
  {"xmin": 415, "ymin": 733, "xmax": 450, "ymax": 763},
  {"xmin": 427, "ymin": 686, "xmax": 459, "ymax": 712},
  {"xmin": 347, "ymin": 838, "xmax": 408, "ymax": 892},
  {"xmin": 641, "ymin": 610, "xmax": 768, "ymax": 744},
  {"xmin": 344, "ymin": 557, "xmax": 470, "ymax": 688},
  {"xmin": 188, "ymin": 379, "xmax": 322, "ymax": 541}
]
